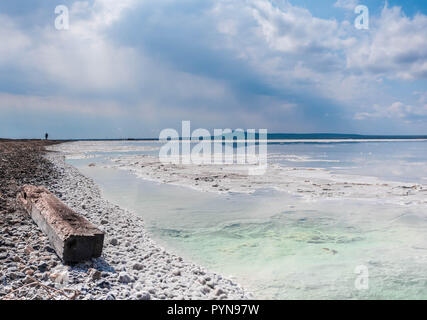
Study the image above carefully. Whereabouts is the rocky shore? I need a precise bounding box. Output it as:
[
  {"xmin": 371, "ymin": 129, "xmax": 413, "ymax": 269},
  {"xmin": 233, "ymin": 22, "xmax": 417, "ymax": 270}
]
[{"xmin": 0, "ymin": 140, "xmax": 251, "ymax": 300}]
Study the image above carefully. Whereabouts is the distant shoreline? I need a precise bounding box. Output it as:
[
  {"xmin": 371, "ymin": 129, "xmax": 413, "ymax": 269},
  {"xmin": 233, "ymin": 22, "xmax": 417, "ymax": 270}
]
[{"xmin": 3, "ymin": 134, "xmax": 427, "ymax": 143}]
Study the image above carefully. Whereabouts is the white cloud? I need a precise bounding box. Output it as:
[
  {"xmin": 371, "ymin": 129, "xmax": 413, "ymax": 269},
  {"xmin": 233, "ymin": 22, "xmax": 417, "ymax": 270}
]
[
  {"xmin": 414, "ymin": 91, "xmax": 427, "ymax": 104},
  {"xmin": 0, "ymin": 15, "xmax": 31, "ymax": 63},
  {"xmin": 354, "ymin": 101, "xmax": 427, "ymax": 120},
  {"xmin": 210, "ymin": 0, "xmax": 427, "ymax": 123},
  {"xmin": 0, "ymin": 93, "xmax": 123, "ymax": 116},
  {"xmin": 213, "ymin": 1, "xmax": 427, "ymax": 85},
  {"xmin": 250, "ymin": 1, "xmax": 342, "ymax": 54},
  {"xmin": 334, "ymin": 0, "xmax": 359, "ymax": 10},
  {"xmin": 0, "ymin": 0, "xmax": 142, "ymax": 93},
  {"xmin": 211, "ymin": 0, "xmax": 379, "ymax": 105},
  {"xmin": 346, "ymin": 5, "xmax": 427, "ymax": 80}
]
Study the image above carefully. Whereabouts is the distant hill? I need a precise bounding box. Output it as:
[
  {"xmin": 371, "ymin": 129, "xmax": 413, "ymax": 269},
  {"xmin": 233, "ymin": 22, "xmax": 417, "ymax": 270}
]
[
  {"xmin": 217, "ymin": 132, "xmax": 427, "ymax": 140},
  {"xmin": 265, "ymin": 133, "xmax": 427, "ymax": 140}
]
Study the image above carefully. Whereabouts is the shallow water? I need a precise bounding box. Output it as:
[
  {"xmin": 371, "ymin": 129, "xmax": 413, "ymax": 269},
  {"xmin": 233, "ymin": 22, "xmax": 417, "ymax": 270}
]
[{"xmin": 65, "ymin": 140, "xmax": 427, "ymax": 299}]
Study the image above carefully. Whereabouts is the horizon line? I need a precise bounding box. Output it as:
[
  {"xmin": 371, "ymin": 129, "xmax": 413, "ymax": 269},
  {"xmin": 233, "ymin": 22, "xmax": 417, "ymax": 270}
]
[{"xmin": 3, "ymin": 132, "xmax": 427, "ymax": 141}]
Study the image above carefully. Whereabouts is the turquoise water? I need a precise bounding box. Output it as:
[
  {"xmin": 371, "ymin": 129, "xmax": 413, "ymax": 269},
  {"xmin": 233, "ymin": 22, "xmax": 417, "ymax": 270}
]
[{"xmin": 67, "ymin": 140, "xmax": 427, "ymax": 299}]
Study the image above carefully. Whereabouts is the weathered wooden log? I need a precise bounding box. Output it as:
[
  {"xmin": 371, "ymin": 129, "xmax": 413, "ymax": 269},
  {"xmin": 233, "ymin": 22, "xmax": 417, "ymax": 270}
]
[{"xmin": 17, "ymin": 185, "xmax": 104, "ymax": 264}]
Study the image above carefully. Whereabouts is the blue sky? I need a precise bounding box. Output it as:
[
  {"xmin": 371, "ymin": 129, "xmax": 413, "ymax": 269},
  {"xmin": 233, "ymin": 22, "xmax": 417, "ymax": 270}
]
[{"xmin": 1, "ymin": 0, "xmax": 427, "ymax": 138}]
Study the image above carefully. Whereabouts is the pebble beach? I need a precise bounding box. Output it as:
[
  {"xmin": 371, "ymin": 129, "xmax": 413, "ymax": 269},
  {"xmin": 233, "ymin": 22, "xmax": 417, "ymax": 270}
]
[{"xmin": 0, "ymin": 140, "xmax": 251, "ymax": 300}]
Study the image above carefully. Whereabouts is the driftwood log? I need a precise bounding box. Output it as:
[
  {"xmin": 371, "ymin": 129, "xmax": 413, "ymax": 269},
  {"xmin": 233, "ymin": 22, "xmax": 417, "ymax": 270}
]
[{"xmin": 17, "ymin": 185, "xmax": 104, "ymax": 264}]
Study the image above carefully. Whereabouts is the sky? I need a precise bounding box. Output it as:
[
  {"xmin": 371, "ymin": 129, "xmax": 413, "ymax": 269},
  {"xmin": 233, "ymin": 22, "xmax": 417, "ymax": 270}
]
[{"xmin": 1, "ymin": 0, "xmax": 427, "ymax": 139}]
